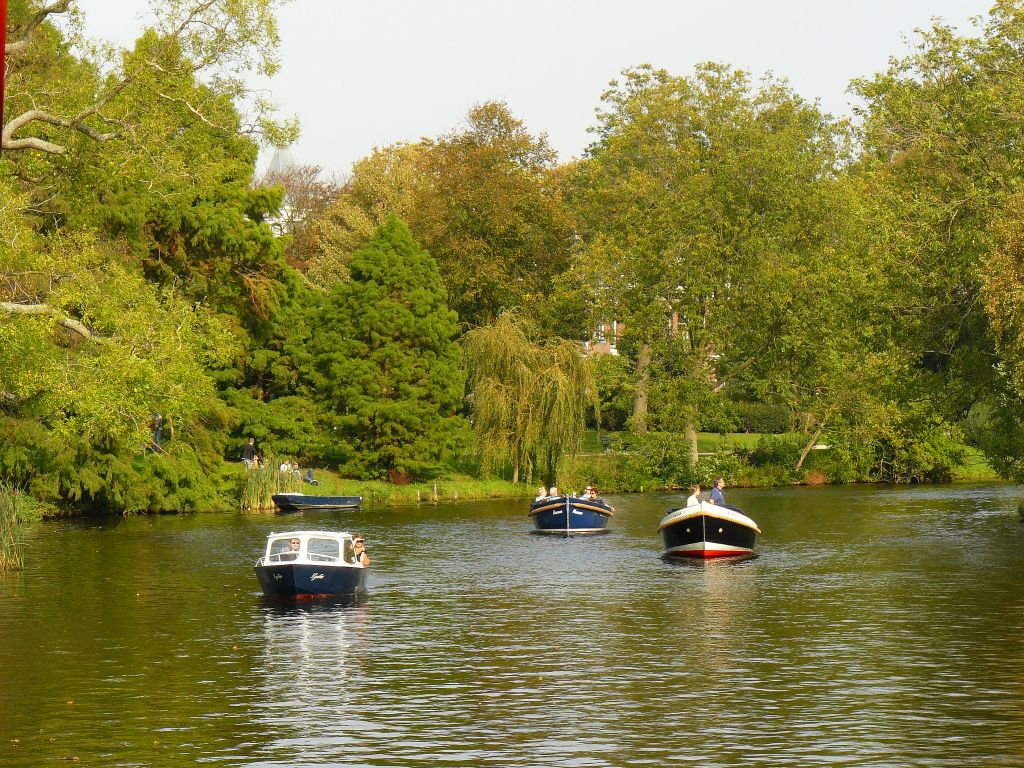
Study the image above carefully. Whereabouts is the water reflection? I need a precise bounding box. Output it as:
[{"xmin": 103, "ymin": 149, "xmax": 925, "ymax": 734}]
[{"xmin": 255, "ymin": 597, "xmax": 370, "ymax": 698}]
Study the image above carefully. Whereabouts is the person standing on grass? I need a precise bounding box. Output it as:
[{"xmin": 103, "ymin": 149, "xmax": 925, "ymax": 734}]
[{"xmin": 241, "ymin": 438, "xmax": 258, "ymax": 470}]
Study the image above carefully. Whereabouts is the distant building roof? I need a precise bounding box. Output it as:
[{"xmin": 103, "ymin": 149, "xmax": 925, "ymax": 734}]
[{"xmin": 266, "ymin": 147, "xmax": 296, "ymax": 175}]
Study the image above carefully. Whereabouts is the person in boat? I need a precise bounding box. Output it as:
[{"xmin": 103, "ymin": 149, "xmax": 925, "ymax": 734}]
[
  {"xmin": 241, "ymin": 437, "xmax": 258, "ymax": 470},
  {"xmin": 583, "ymin": 485, "xmax": 598, "ymax": 499},
  {"xmin": 548, "ymin": 486, "xmax": 559, "ymax": 497},
  {"xmin": 709, "ymin": 477, "xmax": 726, "ymax": 505},
  {"xmin": 281, "ymin": 537, "xmax": 301, "ymax": 561},
  {"xmin": 686, "ymin": 484, "xmax": 701, "ymax": 507},
  {"xmin": 535, "ymin": 487, "xmax": 547, "ymax": 501},
  {"xmin": 353, "ymin": 536, "xmax": 370, "ymax": 566}
]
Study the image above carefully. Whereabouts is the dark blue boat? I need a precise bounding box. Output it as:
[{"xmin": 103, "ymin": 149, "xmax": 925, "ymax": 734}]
[
  {"xmin": 255, "ymin": 530, "xmax": 368, "ymax": 598},
  {"xmin": 271, "ymin": 493, "xmax": 362, "ymax": 513},
  {"xmin": 529, "ymin": 495, "xmax": 614, "ymax": 535}
]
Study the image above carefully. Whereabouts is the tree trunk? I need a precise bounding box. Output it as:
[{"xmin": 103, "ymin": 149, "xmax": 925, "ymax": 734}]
[
  {"xmin": 684, "ymin": 421, "xmax": 699, "ymax": 466},
  {"xmin": 797, "ymin": 422, "xmax": 826, "ymax": 470},
  {"xmin": 632, "ymin": 341, "xmax": 651, "ymax": 433}
]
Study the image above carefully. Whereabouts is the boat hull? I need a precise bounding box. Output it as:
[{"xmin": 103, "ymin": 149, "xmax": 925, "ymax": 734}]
[
  {"xmin": 659, "ymin": 502, "xmax": 759, "ymax": 558},
  {"xmin": 255, "ymin": 563, "xmax": 367, "ymax": 598},
  {"xmin": 271, "ymin": 494, "xmax": 362, "ymax": 513},
  {"xmin": 529, "ymin": 496, "xmax": 613, "ymax": 535}
]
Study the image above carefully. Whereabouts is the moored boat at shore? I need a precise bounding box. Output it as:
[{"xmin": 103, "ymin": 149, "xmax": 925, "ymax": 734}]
[
  {"xmin": 658, "ymin": 501, "xmax": 760, "ymax": 558},
  {"xmin": 529, "ymin": 495, "xmax": 614, "ymax": 535},
  {"xmin": 255, "ymin": 530, "xmax": 368, "ymax": 598},
  {"xmin": 271, "ymin": 493, "xmax": 362, "ymax": 513}
]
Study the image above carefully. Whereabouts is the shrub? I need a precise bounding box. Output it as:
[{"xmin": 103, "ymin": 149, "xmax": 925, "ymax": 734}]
[
  {"xmin": 618, "ymin": 432, "xmax": 695, "ymax": 489},
  {"xmin": 733, "ymin": 401, "xmax": 791, "ymax": 433},
  {"xmin": 745, "ymin": 434, "xmax": 805, "ymax": 468}
]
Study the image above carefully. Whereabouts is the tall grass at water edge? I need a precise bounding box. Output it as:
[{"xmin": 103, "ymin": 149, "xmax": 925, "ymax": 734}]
[
  {"xmin": 241, "ymin": 455, "xmax": 304, "ymax": 512},
  {"xmin": 0, "ymin": 482, "xmax": 40, "ymax": 571}
]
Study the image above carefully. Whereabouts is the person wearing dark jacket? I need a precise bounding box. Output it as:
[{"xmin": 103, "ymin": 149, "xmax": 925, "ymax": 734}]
[{"xmin": 241, "ymin": 438, "xmax": 258, "ymax": 469}]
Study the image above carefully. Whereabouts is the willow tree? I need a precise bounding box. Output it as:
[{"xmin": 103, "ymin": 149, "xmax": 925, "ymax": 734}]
[{"xmin": 463, "ymin": 313, "xmax": 596, "ymax": 485}]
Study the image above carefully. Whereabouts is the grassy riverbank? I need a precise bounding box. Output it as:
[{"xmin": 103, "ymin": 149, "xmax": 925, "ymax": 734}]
[
  {"xmin": 246, "ymin": 436, "xmax": 999, "ymax": 510},
  {"xmin": 236, "ymin": 462, "xmax": 534, "ymax": 511}
]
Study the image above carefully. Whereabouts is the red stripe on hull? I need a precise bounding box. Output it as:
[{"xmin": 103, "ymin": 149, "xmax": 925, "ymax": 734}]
[{"xmin": 669, "ymin": 548, "xmax": 752, "ymax": 558}]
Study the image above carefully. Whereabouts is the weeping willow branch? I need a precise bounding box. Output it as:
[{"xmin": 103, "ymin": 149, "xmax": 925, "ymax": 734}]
[{"xmin": 463, "ymin": 312, "xmax": 597, "ymax": 484}]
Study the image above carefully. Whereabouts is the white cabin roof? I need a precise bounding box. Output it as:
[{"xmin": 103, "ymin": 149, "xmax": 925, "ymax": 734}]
[{"xmin": 266, "ymin": 530, "xmax": 356, "ymax": 540}]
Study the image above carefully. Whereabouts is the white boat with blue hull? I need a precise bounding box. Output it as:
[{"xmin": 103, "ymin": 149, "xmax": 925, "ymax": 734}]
[
  {"xmin": 529, "ymin": 495, "xmax": 614, "ymax": 535},
  {"xmin": 255, "ymin": 530, "xmax": 368, "ymax": 598}
]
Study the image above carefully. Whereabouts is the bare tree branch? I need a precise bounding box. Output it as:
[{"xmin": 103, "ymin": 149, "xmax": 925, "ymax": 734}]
[
  {"xmin": 4, "ymin": 0, "xmax": 73, "ymax": 57},
  {"xmin": 1, "ymin": 108, "xmax": 120, "ymax": 154},
  {"xmin": 2, "ymin": 0, "xmax": 228, "ymax": 154},
  {"xmin": 0, "ymin": 301, "xmax": 106, "ymax": 342}
]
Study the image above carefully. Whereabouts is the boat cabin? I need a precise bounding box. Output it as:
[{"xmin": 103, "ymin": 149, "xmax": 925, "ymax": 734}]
[{"xmin": 260, "ymin": 530, "xmax": 361, "ymax": 566}]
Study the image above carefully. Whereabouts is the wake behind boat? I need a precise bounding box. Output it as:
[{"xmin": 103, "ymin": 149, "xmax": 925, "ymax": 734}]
[
  {"xmin": 658, "ymin": 501, "xmax": 760, "ymax": 558},
  {"xmin": 271, "ymin": 493, "xmax": 362, "ymax": 513},
  {"xmin": 529, "ymin": 494, "xmax": 614, "ymax": 535}
]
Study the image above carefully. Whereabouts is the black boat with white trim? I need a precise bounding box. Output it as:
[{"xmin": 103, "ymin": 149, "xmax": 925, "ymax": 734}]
[{"xmin": 658, "ymin": 501, "xmax": 760, "ymax": 558}]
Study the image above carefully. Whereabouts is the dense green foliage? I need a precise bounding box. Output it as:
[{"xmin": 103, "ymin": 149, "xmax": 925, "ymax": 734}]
[
  {"xmin": 313, "ymin": 217, "xmax": 465, "ymax": 481},
  {"xmin": 4, "ymin": 1, "xmax": 1024, "ymax": 517},
  {"xmin": 462, "ymin": 312, "xmax": 597, "ymax": 485}
]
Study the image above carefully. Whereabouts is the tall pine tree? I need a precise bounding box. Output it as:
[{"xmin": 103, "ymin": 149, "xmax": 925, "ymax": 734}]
[{"xmin": 314, "ymin": 217, "xmax": 465, "ymax": 480}]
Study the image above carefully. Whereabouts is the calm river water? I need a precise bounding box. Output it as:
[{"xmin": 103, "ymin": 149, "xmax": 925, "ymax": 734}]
[{"xmin": 2, "ymin": 484, "xmax": 1024, "ymax": 767}]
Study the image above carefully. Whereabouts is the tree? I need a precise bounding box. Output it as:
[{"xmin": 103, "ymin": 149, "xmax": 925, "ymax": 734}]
[
  {"xmin": 0, "ymin": 216, "xmax": 237, "ymax": 511},
  {"xmin": 2, "ymin": 0, "xmax": 294, "ymax": 155},
  {"xmin": 0, "ymin": 0, "xmax": 302, "ymax": 510},
  {"xmin": 313, "ymin": 217, "xmax": 464, "ymax": 481},
  {"xmin": 257, "ymin": 163, "xmax": 341, "ymax": 271},
  {"xmin": 851, "ymin": 1, "xmax": 1024, "ymax": 476},
  {"xmin": 462, "ymin": 312, "xmax": 596, "ymax": 484},
  {"xmin": 573, "ymin": 63, "xmax": 846, "ymax": 461},
  {"xmin": 308, "ymin": 103, "xmax": 575, "ymax": 325}
]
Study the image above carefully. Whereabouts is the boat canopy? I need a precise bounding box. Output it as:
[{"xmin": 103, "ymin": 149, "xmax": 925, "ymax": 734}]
[{"xmin": 261, "ymin": 530, "xmax": 359, "ymax": 565}]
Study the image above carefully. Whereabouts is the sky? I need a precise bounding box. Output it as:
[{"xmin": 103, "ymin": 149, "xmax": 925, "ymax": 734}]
[{"xmin": 73, "ymin": 0, "xmax": 994, "ymax": 177}]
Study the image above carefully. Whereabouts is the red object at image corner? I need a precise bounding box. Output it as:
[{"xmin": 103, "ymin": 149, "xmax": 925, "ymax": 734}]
[{"xmin": 0, "ymin": 0, "xmax": 7, "ymax": 148}]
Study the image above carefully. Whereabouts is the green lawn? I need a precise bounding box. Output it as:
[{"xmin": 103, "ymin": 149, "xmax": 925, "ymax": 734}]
[
  {"xmin": 953, "ymin": 446, "xmax": 1000, "ymax": 481},
  {"xmin": 586, "ymin": 430, "xmax": 777, "ymax": 453}
]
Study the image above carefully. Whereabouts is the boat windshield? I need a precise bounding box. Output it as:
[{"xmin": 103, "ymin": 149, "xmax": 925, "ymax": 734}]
[
  {"xmin": 308, "ymin": 537, "xmax": 341, "ymax": 563},
  {"xmin": 264, "ymin": 535, "xmax": 352, "ymax": 563},
  {"xmin": 268, "ymin": 537, "xmax": 298, "ymax": 557}
]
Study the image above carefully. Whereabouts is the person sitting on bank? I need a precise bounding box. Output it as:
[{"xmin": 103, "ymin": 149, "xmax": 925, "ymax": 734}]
[
  {"xmin": 686, "ymin": 484, "xmax": 701, "ymax": 507},
  {"xmin": 709, "ymin": 477, "xmax": 726, "ymax": 506},
  {"xmin": 353, "ymin": 536, "xmax": 370, "ymax": 567},
  {"xmin": 303, "ymin": 467, "xmax": 321, "ymax": 486}
]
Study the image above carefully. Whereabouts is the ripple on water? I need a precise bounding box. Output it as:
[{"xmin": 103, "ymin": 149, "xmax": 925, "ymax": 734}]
[{"xmin": 2, "ymin": 490, "xmax": 1024, "ymax": 766}]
